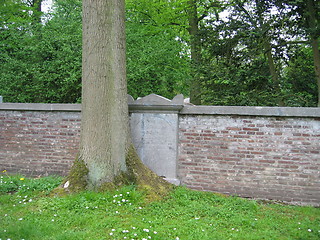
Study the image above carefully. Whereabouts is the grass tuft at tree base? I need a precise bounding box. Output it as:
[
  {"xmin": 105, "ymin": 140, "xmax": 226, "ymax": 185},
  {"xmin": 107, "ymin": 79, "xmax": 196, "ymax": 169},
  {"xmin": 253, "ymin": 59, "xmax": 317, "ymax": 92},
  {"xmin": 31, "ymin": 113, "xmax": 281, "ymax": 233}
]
[{"xmin": 0, "ymin": 174, "xmax": 319, "ymax": 240}]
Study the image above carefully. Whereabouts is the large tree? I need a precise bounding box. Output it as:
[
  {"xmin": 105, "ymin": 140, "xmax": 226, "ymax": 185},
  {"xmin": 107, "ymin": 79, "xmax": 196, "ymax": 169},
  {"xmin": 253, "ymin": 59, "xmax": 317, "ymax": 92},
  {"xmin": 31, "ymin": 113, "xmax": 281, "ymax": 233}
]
[{"xmin": 64, "ymin": 0, "xmax": 171, "ymax": 196}]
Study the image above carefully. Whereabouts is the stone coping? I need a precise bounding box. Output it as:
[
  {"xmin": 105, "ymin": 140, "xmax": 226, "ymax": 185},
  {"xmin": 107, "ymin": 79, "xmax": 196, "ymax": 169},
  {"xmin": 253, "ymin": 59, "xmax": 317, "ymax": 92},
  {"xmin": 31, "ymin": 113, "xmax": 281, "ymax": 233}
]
[
  {"xmin": 181, "ymin": 105, "xmax": 320, "ymax": 118},
  {"xmin": 1, "ymin": 93, "xmax": 319, "ymax": 118},
  {"xmin": 0, "ymin": 103, "xmax": 82, "ymax": 112}
]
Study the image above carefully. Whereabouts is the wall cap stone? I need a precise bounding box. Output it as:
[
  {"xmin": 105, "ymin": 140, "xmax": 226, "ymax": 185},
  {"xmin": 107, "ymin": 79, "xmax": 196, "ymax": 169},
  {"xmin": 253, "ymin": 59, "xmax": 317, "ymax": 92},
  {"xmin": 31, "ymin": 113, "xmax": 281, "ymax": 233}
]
[
  {"xmin": 181, "ymin": 105, "xmax": 320, "ymax": 118},
  {"xmin": 1, "ymin": 95, "xmax": 319, "ymax": 118},
  {"xmin": 0, "ymin": 103, "xmax": 81, "ymax": 112}
]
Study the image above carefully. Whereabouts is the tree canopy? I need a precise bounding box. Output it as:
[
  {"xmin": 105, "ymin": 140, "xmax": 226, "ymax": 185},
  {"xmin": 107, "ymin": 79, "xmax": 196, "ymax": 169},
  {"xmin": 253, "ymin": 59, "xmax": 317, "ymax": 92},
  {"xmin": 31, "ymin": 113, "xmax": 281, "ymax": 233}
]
[{"xmin": 0, "ymin": 0, "xmax": 319, "ymax": 107}]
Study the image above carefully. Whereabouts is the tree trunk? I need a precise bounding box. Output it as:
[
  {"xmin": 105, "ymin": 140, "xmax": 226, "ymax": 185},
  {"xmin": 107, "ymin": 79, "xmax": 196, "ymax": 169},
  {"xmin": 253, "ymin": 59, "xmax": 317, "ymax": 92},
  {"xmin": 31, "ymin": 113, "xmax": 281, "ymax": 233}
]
[
  {"xmin": 188, "ymin": 0, "xmax": 202, "ymax": 105},
  {"xmin": 81, "ymin": 0, "xmax": 130, "ymax": 188},
  {"xmin": 255, "ymin": 0, "xmax": 283, "ymax": 106},
  {"xmin": 62, "ymin": 0, "xmax": 172, "ymax": 198},
  {"xmin": 31, "ymin": 0, "xmax": 42, "ymax": 23},
  {"xmin": 306, "ymin": 0, "xmax": 320, "ymax": 107},
  {"xmin": 263, "ymin": 39, "xmax": 284, "ymax": 106}
]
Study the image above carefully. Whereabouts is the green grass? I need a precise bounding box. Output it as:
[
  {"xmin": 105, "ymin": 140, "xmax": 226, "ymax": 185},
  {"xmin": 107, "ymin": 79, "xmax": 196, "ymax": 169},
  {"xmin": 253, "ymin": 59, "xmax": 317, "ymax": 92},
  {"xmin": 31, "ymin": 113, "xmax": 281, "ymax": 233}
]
[{"xmin": 0, "ymin": 174, "xmax": 319, "ymax": 240}]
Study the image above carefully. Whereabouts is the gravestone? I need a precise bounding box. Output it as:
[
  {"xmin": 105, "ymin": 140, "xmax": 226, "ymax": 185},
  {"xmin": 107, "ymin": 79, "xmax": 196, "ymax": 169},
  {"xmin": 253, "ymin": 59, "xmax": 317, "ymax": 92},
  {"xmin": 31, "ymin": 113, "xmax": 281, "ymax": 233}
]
[{"xmin": 129, "ymin": 94, "xmax": 184, "ymax": 185}]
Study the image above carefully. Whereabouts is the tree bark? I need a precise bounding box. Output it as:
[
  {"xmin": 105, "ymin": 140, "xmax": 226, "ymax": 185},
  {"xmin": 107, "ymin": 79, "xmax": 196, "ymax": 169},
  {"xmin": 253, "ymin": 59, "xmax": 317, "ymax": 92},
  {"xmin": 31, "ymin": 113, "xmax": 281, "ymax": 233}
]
[
  {"xmin": 81, "ymin": 0, "xmax": 130, "ymax": 188},
  {"xmin": 188, "ymin": 0, "xmax": 202, "ymax": 105}
]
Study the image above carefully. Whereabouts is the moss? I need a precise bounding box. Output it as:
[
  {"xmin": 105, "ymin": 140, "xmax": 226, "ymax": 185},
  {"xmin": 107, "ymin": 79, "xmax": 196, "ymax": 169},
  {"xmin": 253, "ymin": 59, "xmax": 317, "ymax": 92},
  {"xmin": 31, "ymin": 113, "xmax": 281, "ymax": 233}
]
[
  {"xmin": 58, "ymin": 144, "xmax": 173, "ymax": 202},
  {"xmin": 125, "ymin": 144, "xmax": 173, "ymax": 201},
  {"xmin": 63, "ymin": 156, "xmax": 89, "ymax": 193}
]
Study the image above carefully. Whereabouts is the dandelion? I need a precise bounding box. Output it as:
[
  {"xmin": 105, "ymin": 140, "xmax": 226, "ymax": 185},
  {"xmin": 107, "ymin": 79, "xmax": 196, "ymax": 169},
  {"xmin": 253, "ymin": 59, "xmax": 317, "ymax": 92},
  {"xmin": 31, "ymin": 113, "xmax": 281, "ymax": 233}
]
[
  {"xmin": 2, "ymin": 170, "xmax": 6, "ymax": 173},
  {"xmin": 20, "ymin": 178, "xmax": 24, "ymax": 181}
]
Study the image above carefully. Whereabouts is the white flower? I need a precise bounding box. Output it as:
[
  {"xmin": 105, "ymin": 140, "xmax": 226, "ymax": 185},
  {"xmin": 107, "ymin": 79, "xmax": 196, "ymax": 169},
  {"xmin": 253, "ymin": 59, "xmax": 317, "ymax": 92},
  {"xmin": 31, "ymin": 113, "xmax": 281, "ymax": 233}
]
[
  {"xmin": 109, "ymin": 232, "xmax": 113, "ymax": 235},
  {"xmin": 63, "ymin": 181, "xmax": 70, "ymax": 188},
  {"xmin": 143, "ymin": 229, "xmax": 150, "ymax": 232},
  {"xmin": 18, "ymin": 218, "xmax": 23, "ymax": 220},
  {"xmin": 51, "ymin": 219, "xmax": 54, "ymax": 222},
  {"xmin": 112, "ymin": 229, "xmax": 116, "ymax": 231},
  {"xmin": 308, "ymin": 229, "xmax": 312, "ymax": 232},
  {"xmin": 153, "ymin": 231, "xmax": 157, "ymax": 234}
]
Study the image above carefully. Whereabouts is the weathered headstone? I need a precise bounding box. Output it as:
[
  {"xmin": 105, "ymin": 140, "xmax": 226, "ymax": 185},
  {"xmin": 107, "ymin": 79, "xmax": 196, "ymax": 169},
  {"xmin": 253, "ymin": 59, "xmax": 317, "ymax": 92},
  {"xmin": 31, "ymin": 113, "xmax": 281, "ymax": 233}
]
[{"xmin": 129, "ymin": 94, "xmax": 184, "ymax": 185}]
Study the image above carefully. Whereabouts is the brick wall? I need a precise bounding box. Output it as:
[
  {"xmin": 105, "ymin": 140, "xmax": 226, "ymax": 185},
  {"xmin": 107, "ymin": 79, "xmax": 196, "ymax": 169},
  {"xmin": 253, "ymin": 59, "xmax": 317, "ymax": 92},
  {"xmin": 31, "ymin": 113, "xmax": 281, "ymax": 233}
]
[
  {"xmin": 1, "ymin": 101, "xmax": 319, "ymax": 206},
  {"xmin": 178, "ymin": 113, "xmax": 320, "ymax": 206},
  {"xmin": 0, "ymin": 105, "xmax": 81, "ymax": 176}
]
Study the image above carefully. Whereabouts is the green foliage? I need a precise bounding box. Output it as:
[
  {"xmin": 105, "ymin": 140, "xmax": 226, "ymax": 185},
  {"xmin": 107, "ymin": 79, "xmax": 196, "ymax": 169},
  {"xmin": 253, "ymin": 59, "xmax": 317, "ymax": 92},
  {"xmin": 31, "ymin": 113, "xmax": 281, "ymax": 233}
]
[
  {"xmin": 0, "ymin": 0, "xmax": 318, "ymax": 106},
  {"xmin": 126, "ymin": 23, "xmax": 190, "ymax": 99},
  {"xmin": 0, "ymin": 0, "xmax": 82, "ymax": 103}
]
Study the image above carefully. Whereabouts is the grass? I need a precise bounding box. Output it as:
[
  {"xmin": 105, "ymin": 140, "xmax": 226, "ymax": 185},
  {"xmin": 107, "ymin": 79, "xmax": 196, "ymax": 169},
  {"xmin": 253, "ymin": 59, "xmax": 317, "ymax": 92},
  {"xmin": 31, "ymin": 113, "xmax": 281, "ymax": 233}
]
[{"xmin": 0, "ymin": 173, "xmax": 319, "ymax": 240}]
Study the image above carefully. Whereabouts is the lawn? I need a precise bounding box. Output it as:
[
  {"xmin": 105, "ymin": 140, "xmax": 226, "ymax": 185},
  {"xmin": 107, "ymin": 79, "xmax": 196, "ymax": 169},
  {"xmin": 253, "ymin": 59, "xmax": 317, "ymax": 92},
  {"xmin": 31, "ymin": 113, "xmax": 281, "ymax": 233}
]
[{"xmin": 0, "ymin": 174, "xmax": 319, "ymax": 240}]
